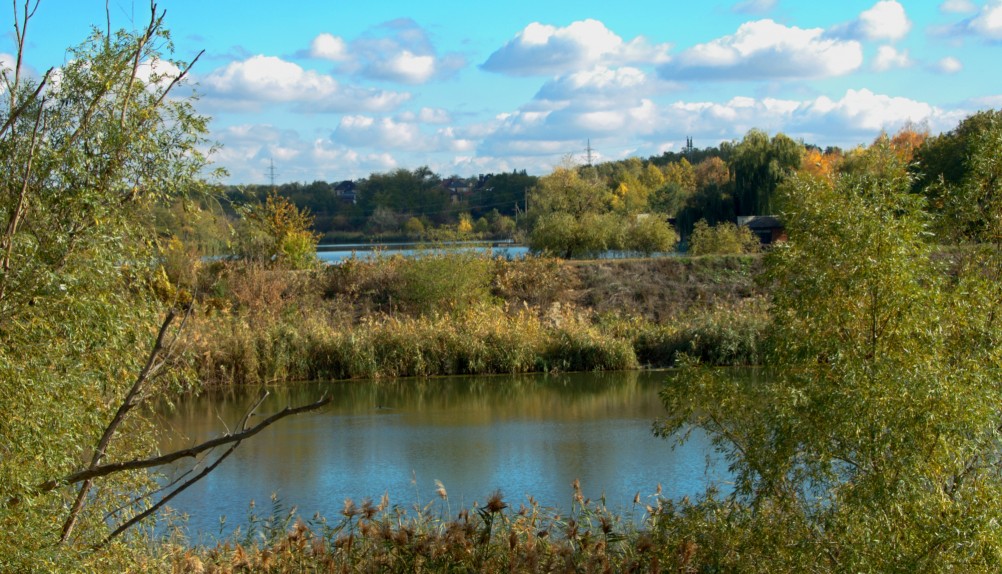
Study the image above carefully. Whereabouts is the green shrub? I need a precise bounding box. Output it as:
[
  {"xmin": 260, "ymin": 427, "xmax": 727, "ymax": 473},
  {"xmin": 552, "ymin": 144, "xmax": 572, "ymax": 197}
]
[
  {"xmin": 688, "ymin": 219, "xmax": 761, "ymax": 256},
  {"xmin": 390, "ymin": 252, "xmax": 495, "ymax": 315}
]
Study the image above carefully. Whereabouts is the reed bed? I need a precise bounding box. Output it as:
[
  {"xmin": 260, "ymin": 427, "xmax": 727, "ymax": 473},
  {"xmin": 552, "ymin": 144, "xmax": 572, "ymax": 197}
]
[
  {"xmin": 166, "ymin": 484, "xmax": 712, "ymax": 573},
  {"xmin": 180, "ymin": 254, "xmax": 767, "ymax": 386}
]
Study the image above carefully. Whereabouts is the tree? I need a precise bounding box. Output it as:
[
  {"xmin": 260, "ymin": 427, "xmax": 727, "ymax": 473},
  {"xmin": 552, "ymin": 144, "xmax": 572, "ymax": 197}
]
[
  {"xmin": 656, "ymin": 141, "xmax": 1002, "ymax": 571},
  {"xmin": 913, "ymin": 110, "xmax": 1002, "ymax": 243},
  {"xmin": 730, "ymin": 129, "xmax": 803, "ymax": 216},
  {"xmin": 529, "ymin": 166, "xmax": 611, "ymax": 219},
  {"xmin": 235, "ymin": 192, "xmax": 320, "ymax": 269},
  {"xmin": 0, "ymin": 3, "xmax": 327, "ymax": 567}
]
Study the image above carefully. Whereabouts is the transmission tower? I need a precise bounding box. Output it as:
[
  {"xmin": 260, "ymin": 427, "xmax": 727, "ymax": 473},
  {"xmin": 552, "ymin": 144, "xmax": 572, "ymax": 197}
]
[
  {"xmin": 585, "ymin": 139, "xmax": 594, "ymax": 166},
  {"xmin": 266, "ymin": 158, "xmax": 279, "ymax": 190}
]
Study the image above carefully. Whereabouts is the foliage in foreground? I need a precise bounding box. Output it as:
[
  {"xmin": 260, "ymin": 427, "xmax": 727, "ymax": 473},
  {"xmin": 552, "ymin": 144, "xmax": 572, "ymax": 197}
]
[
  {"xmin": 172, "ymin": 486, "xmax": 709, "ymax": 574},
  {"xmin": 655, "ymin": 141, "xmax": 1002, "ymax": 571}
]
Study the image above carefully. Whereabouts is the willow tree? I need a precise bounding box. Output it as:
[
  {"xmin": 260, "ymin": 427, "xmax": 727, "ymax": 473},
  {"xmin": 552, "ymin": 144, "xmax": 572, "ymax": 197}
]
[
  {"xmin": 657, "ymin": 141, "xmax": 1002, "ymax": 571},
  {"xmin": 0, "ymin": 3, "xmax": 325, "ymax": 569}
]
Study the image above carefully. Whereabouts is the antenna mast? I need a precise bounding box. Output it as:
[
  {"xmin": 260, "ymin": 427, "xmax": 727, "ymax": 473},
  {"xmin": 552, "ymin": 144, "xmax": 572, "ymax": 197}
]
[{"xmin": 585, "ymin": 139, "xmax": 594, "ymax": 166}]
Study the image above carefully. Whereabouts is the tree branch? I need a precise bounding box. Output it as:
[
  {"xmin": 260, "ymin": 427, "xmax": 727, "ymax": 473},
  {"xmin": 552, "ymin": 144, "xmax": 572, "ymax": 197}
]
[
  {"xmin": 94, "ymin": 391, "xmax": 272, "ymax": 549},
  {"xmin": 60, "ymin": 309, "xmax": 179, "ymax": 543},
  {"xmin": 40, "ymin": 393, "xmax": 330, "ymax": 494}
]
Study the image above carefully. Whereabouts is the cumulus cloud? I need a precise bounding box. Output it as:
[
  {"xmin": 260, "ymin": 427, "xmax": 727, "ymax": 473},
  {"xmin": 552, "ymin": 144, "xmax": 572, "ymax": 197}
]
[
  {"xmin": 306, "ymin": 19, "xmax": 466, "ymax": 84},
  {"xmin": 135, "ymin": 58, "xmax": 183, "ymax": 89},
  {"xmin": 658, "ymin": 19, "xmax": 862, "ymax": 81},
  {"xmin": 843, "ymin": 1, "xmax": 912, "ymax": 41},
  {"xmin": 933, "ymin": 56, "xmax": 963, "ymax": 73},
  {"xmin": 872, "ymin": 46, "xmax": 911, "ymax": 70},
  {"xmin": 212, "ymin": 123, "xmax": 400, "ymax": 182},
  {"xmin": 475, "ymin": 87, "xmax": 964, "ymax": 165},
  {"xmin": 535, "ymin": 66, "xmax": 653, "ymax": 103},
  {"xmin": 199, "ymin": 55, "xmax": 410, "ymax": 112},
  {"xmin": 967, "ymin": 1, "xmax": 1002, "ymax": 40},
  {"xmin": 732, "ymin": 0, "xmax": 777, "ymax": 14},
  {"xmin": 397, "ymin": 107, "xmax": 452, "ymax": 124},
  {"xmin": 481, "ymin": 19, "xmax": 670, "ymax": 76},
  {"xmin": 309, "ymin": 33, "xmax": 349, "ymax": 61},
  {"xmin": 331, "ymin": 113, "xmax": 473, "ymax": 152}
]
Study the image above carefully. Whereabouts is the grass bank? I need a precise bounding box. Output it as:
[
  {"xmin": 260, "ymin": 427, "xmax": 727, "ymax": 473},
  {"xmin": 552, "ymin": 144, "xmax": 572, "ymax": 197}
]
[{"xmin": 179, "ymin": 253, "xmax": 768, "ymax": 386}]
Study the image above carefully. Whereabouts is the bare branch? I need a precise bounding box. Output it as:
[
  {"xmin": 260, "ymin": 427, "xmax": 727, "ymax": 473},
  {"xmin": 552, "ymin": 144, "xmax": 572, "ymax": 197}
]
[
  {"xmin": 0, "ymin": 68, "xmax": 50, "ymax": 141},
  {"xmin": 60, "ymin": 309, "xmax": 178, "ymax": 543},
  {"xmin": 40, "ymin": 394, "xmax": 330, "ymax": 494},
  {"xmin": 97, "ymin": 440, "xmax": 241, "ymax": 549},
  {"xmin": 95, "ymin": 390, "xmax": 277, "ymax": 548},
  {"xmin": 152, "ymin": 49, "xmax": 203, "ymax": 109}
]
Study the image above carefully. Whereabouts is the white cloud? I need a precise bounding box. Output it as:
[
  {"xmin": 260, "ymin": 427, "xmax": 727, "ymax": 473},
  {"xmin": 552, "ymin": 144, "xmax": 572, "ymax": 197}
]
[
  {"xmin": 970, "ymin": 94, "xmax": 1002, "ymax": 107},
  {"xmin": 136, "ymin": 58, "xmax": 182, "ymax": 89},
  {"xmin": 199, "ymin": 55, "xmax": 410, "ymax": 113},
  {"xmin": 800, "ymin": 89, "xmax": 939, "ymax": 133},
  {"xmin": 968, "ymin": 0, "xmax": 1002, "ymax": 40},
  {"xmin": 333, "ymin": 115, "xmax": 421, "ymax": 149},
  {"xmin": 331, "ymin": 114, "xmax": 472, "ymax": 153},
  {"xmin": 397, "ymin": 107, "xmax": 452, "ymax": 124},
  {"xmin": 482, "ymin": 19, "xmax": 670, "ymax": 76},
  {"xmin": 934, "ymin": 56, "xmax": 963, "ymax": 73},
  {"xmin": 940, "ymin": 0, "xmax": 977, "ymax": 13},
  {"xmin": 872, "ymin": 46, "xmax": 911, "ymax": 70},
  {"xmin": 535, "ymin": 66, "xmax": 652, "ymax": 103},
  {"xmin": 658, "ymin": 19, "xmax": 862, "ymax": 81},
  {"xmin": 732, "ymin": 0, "xmax": 777, "ymax": 14},
  {"xmin": 853, "ymin": 1, "xmax": 912, "ymax": 41},
  {"xmin": 309, "ymin": 33, "xmax": 349, "ymax": 61},
  {"xmin": 0, "ymin": 52, "xmax": 15, "ymax": 72},
  {"xmin": 306, "ymin": 19, "xmax": 466, "ymax": 84},
  {"xmin": 211, "ymin": 123, "xmax": 401, "ymax": 182}
]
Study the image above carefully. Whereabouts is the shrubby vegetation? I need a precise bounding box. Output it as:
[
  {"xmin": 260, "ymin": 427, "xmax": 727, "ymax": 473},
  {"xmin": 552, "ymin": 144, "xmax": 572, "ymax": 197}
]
[{"xmin": 687, "ymin": 219, "xmax": 761, "ymax": 256}]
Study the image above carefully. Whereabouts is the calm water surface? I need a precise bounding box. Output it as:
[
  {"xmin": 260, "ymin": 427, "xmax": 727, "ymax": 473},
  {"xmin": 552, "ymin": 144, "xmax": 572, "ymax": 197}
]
[{"xmin": 159, "ymin": 371, "xmax": 728, "ymax": 539}]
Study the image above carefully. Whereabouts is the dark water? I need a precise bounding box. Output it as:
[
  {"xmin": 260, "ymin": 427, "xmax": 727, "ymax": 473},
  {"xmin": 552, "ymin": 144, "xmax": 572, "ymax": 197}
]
[{"xmin": 157, "ymin": 371, "xmax": 728, "ymax": 539}]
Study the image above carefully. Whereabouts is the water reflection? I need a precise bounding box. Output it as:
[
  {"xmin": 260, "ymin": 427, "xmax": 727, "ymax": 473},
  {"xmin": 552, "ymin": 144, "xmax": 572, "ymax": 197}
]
[{"xmin": 158, "ymin": 371, "xmax": 727, "ymax": 539}]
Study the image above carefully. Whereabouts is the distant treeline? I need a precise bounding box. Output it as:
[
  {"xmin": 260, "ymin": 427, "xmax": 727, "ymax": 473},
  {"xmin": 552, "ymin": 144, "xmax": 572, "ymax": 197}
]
[{"xmin": 210, "ymin": 110, "xmax": 997, "ymax": 249}]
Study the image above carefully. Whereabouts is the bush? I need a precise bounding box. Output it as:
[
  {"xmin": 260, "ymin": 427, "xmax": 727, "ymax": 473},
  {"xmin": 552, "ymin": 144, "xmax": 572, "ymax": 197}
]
[
  {"xmin": 688, "ymin": 219, "xmax": 760, "ymax": 256},
  {"xmin": 390, "ymin": 252, "xmax": 495, "ymax": 315},
  {"xmin": 625, "ymin": 215, "xmax": 679, "ymax": 255}
]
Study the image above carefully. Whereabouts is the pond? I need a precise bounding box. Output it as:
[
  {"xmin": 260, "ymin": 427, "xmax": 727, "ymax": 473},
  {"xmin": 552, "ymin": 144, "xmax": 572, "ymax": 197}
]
[
  {"xmin": 315, "ymin": 240, "xmax": 529, "ymax": 264},
  {"xmin": 314, "ymin": 240, "xmax": 680, "ymax": 264},
  {"xmin": 158, "ymin": 370, "xmax": 730, "ymax": 540}
]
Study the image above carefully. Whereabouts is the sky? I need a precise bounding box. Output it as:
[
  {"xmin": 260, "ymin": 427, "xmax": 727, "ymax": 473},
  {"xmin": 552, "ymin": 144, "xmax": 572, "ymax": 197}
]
[{"xmin": 4, "ymin": 0, "xmax": 1002, "ymax": 184}]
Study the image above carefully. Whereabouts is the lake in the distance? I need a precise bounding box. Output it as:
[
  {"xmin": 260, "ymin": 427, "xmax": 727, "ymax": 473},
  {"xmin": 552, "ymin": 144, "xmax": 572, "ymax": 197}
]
[{"xmin": 157, "ymin": 371, "xmax": 730, "ymax": 540}]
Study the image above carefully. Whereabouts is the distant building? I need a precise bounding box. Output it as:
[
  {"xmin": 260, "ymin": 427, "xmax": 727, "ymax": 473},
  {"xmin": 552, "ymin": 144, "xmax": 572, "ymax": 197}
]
[
  {"xmin": 443, "ymin": 177, "xmax": 473, "ymax": 203},
  {"xmin": 738, "ymin": 215, "xmax": 786, "ymax": 245},
  {"xmin": 334, "ymin": 180, "xmax": 357, "ymax": 204}
]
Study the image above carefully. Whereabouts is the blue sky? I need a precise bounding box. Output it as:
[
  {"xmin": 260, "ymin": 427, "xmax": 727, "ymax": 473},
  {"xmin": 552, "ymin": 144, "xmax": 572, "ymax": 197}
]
[{"xmin": 5, "ymin": 0, "xmax": 1002, "ymax": 183}]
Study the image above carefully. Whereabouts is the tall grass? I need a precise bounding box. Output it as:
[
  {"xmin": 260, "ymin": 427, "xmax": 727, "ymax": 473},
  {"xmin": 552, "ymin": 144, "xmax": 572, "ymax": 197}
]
[
  {"xmin": 168, "ymin": 485, "xmax": 706, "ymax": 573},
  {"xmin": 181, "ymin": 254, "xmax": 767, "ymax": 386}
]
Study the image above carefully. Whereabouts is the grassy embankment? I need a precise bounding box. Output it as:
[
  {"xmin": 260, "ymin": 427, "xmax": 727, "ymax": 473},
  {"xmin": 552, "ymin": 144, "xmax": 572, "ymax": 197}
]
[{"xmin": 178, "ymin": 253, "xmax": 767, "ymax": 386}]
